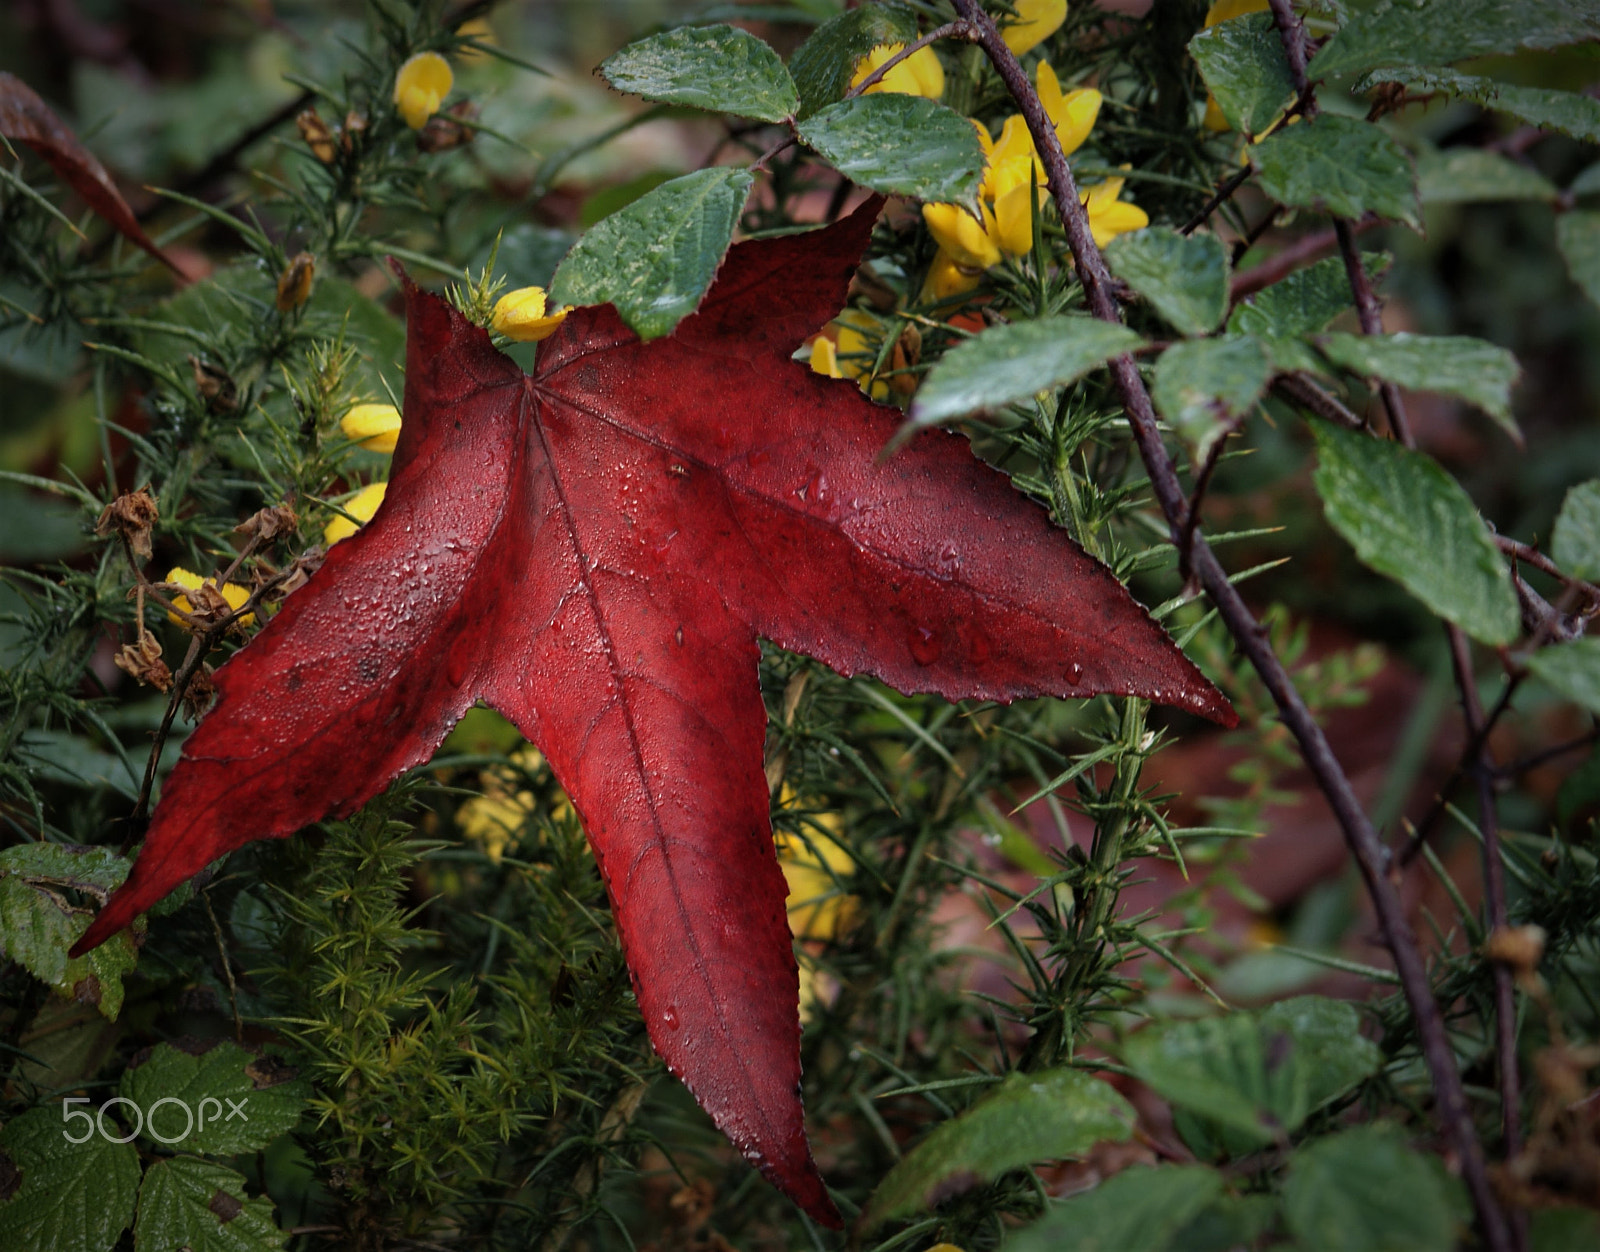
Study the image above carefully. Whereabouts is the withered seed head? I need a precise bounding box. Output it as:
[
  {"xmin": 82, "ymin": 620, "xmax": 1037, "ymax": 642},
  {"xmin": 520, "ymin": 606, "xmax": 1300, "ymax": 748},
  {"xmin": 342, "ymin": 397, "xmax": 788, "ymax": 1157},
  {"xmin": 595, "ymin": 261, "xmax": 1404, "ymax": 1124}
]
[
  {"xmin": 95, "ymin": 488, "xmax": 160, "ymax": 560},
  {"xmin": 113, "ymin": 633, "xmax": 172, "ymax": 692},
  {"xmin": 181, "ymin": 664, "xmax": 218, "ymax": 721},
  {"xmin": 234, "ymin": 501, "xmax": 298, "ymax": 544},
  {"xmin": 188, "ymin": 354, "xmax": 238, "ymax": 413},
  {"xmin": 416, "ymin": 100, "xmax": 479, "ymax": 154},
  {"xmin": 295, "ymin": 108, "xmax": 338, "ymax": 164},
  {"xmin": 276, "ymin": 252, "xmax": 316, "ymax": 312}
]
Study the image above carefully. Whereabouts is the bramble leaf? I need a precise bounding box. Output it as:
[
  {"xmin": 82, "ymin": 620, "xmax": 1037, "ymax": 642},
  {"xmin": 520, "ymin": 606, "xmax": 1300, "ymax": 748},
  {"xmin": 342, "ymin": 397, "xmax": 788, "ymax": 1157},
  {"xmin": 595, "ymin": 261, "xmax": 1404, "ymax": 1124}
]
[
  {"xmin": 1189, "ymin": 13, "xmax": 1296, "ymax": 138},
  {"xmin": 120, "ymin": 1042, "xmax": 308, "ymax": 1155},
  {"xmin": 798, "ymin": 95, "xmax": 983, "ymax": 208},
  {"xmin": 1006, "ymin": 1164, "xmax": 1225, "ymax": 1252},
  {"xmin": 1252, "ymin": 115, "xmax": 1420, "ymax": 229},
  {"xmin": 1416, "ymin": 146, "xmax": 1560, "ymax": 205},
  {"xmin": 1283, "ymin": 1126, "xmax": 1459, "ymax": 1252},
  {"xmin": 1316, "ymin": 331, "xmax": 1520, "ymax": 437},
  {"xmin": 1310, "ymin": 0, "xmax": 1600, "ymax": 80},
  {"xmin": 788, "ymin": 3, "xmax": 918, "ymax": 118},
  {"xmin": 1557, "ymin": 211, "xmax": 1600, "ymax": 309},
  {"xmin": 1553, "ymin": 480, "xmax": 1600, "ymax": 581},
  {"xmin": 1227, "ymin": 253, "xmax": 1390, "ymax": 339},
  {"xmin": 1364, "ymin": 68, "xmax": 1600, "ymax": 146},
  {"xmin": 1526, "ymin": 638, "xmax": 1600, "ymax": 718},
  {"xmin": 1106, "ymin": 227, "xmax": 1229, "ymax": 336},
  {"xmin": 0, "ymin": 1105, "xmax": 139, "ymax": 1252},
  {"xmin": 134, "ymin": 1156, "xmax": 285, "ymax": 1252},
  {"xmin": 1152, "ymin": 336, "xmax": 1272, "ymax": 461},
  {"xmin": 601, "ymin": 25, "xmax": 797, "ymax": 122}
]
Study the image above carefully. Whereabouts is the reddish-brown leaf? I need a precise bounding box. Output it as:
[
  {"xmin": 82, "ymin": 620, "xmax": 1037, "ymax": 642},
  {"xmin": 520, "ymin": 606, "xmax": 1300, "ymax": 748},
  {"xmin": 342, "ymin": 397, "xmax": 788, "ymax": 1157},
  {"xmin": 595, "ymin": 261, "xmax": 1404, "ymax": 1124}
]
[
  {"xmin": 71, "ymin": 199, "xmax": 1233, "ymax": 1224},
  {"xmin": 0, "ymin": 71, "xmax": 177, "ymax": 270}
]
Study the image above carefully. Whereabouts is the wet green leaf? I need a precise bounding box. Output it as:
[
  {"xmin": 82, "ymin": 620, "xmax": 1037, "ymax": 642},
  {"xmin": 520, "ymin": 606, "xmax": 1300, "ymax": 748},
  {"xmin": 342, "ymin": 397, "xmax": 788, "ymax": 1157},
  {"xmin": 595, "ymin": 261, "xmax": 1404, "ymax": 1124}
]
[
  {"xmin": 1252, "ymin": 115, "xmax": 1420, "ymax": 229},
  {"xmin": 787, "ymin": 3, "xmax": 918, "ymax": 118},
  {"xmin": 120, "ymin": 1042, "xmax": 308, "ymax": 1155},
  {"xmin": 798, "ymin": 94, "xmax": 982, "ymax": 208},
  {"xmin": 600, "ymin": 25, "xmax": 797, "ymax": 122},
  {"xmin": 1311, "ymin": 0, "xmax": 1600, "ymax": 80},
  {"xmin": 1283, "ymin": 1126, "xmax": 1457, "ymax": 1252},
  {"xmin": 1557, "ymin": 210, "xmax": 1600, "ymax": 308},
  {"xmin": 1005, "ymin": 1164, "xmax": 1224, "ymax": 1252},
  {"xmin": 134, "ymin": 1156, "xmax": 285, "ymax": 1252},
  {"xmin": 1527, "ymin": 638, "xmax": 1600, "ymax": 718},
  {"xmin": 1367, "ymin": 68, "xmax": 1600, "ymax": 146},
  {"xmin": 1227, "ymin": 253, "xmax": 1389, "ymax": 339},
  {"xmin": 1152, "ymin": 336, "xmax": 1271, "ymax": 460},
  {"xmin": 1189, "ymin": 13, "xmax": 1296, "ymax": 137},
  {"xmin": 1317, "ymin": 331, "xmax": 1520, "ymax": 437},
  {"xmin": 1416, "ymin": 146, "xmax": 1559, "ymax": 205},
  {"xmin": 0, "ymin": 1105, "xmax": 139, "ymax": 1252},
  {"xmin": 1106, "ymin": 227, "xmax": 1229, "ymax": 336},
  {"xmin": 1553, "ymin": 480, "xmax": 1600, "ymax": 581}
]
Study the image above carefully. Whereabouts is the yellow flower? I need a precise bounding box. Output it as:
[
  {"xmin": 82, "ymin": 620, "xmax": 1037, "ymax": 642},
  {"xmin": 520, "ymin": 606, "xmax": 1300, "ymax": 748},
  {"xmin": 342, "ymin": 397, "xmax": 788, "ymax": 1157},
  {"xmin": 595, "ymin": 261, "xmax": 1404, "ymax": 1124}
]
[
  {"xmin": 1036, "ymin": 62, "xmax": 1101, "ymax": 158},
  {"xmin": 324, "ymin": 481, "xmax": 386, "ymax": 545},
  {"xmin": 491, "ymin": 286, "xmax": 569, "ymax": 342},
  {"xmin": 164, "ymin": 567, "xmax": 254, "ymax": 629},
  {"xmin": 1002, "ymin": 0, "xmax": 1068, "ymax": 57},
  {"xmin": 850, "ymin": 42, "xmax": 945, "ymax": 100},
  {"xmin": 394, "ymin": 52, "xmax": 453, "ymax": 130},
  {"xmin": 777, "ymin": 825, "xmax": 857, "ymax": 943},
  {"xmin": 1082, "ymin": 176, "xmax": 1149, "ymax": 247},
  {"xmin": 923, "ymin": 248, "xmax": 983, "ymax": 302},
  {"xmin": 1201, "ymin": 0, "xmax": 1271, "ymax": 130},
  {"xmin": 809, "ymin": 335, "xmax": 843, "ymax": 378},
  {"xmin": 340, "ymin": 403, "xmax": 402, "ymax": 454},
  {"xmin": 455, "ymin": 17, "xmax": 495, "ymax": 62}
]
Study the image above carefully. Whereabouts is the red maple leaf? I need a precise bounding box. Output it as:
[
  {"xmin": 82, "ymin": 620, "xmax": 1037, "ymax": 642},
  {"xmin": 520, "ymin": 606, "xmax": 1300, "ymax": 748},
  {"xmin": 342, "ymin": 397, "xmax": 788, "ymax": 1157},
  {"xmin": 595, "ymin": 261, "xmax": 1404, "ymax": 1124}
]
[{"xmin": 73, "ymin": 199, "xmax": 1233, "ymax": 1224}]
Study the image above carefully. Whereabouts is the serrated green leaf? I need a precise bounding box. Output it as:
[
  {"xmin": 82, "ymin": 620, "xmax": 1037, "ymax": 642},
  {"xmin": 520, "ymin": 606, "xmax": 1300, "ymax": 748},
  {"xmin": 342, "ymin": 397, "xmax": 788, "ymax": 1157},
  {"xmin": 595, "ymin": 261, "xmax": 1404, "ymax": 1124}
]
[
  {"xmin": 134, "ymin": 1156, "xmax": 284, "ymax": 1252},
  {"xmin": 1189, "ymin": 13, "xmax": 1296, "ymax": 138},
  {"xmin": 1310, "ymin": 0, "xmax": 1600, "ymax": 80},
  {"xmin": 1005, "ymin": 1164, "xmax": 1224, "ymax": 1252},
  {"xmin": 910, "ymin": 316, "xmax": 1142, "ymax": 427},
  {"xmin": 549, "ymin": 166, "xmax": 754, "ymax": 341},
  {"xmin": 600, "ymin": 25, "xmax": 797, "ymax": 122},
  {"xmin": 1258, "ymin": 996, "xmax": 1383, "ymax": 1111},
  {"xmin": 1367, "ymin": 67, "xmax": 1600, "ymax": 145},
  {"xmin": 1527, "ymin": 638, "xmax": 1600, "ymax": 717},
  {"xmin": 1416, "ymin": 146, "xmax": 1560, "ymax": 205},
  {"xmin": 1312, "ymin": 422, "xmax": 1519, "ymax": 644},
  {"xmin": 1557, "ymin": 210, "xmax": 1600, "ymax": 308},
  {"xmin": 798, "ymin": 95, "xmax": 982, "ymax": 207},
  {"xmin": 0, "ymin": 845, "xmax": 138, "ymax": 1019},
  {"xmin": 788, "ymin": 3, "xmax": 919, "ymax": 118},
  {"xmin": 1283, "ymin": 1126, "xmax": 1457, "ymax": 1252},
  {"xmin": 864, "ymin": 1068, "xmax": 1135, "ymax": 1228},
  {"xmin": 1317, "ymin": 331, "xmax": 1520, "ymax": 436},
  {"xmin": 1152, "ymin": 337, "xmax": 1271, "ymax": 460},
  {"xmin": 1106, "ymin": 227, "xmax": 1229, "ymax": 336},
  {"xmin": 0, "ymin": 1106, "xmax": 139, "ymax": 1252},
  {"xmin": 120, "ymin": 1042, "xmax": 307, "ymax": 1155},
  {"xmin": 1252, "ymin": 115, "xmax": 1420, "ymax": 228},
  {"xmin": 1553, "ymin": 481, "xmax": 1600, "ymax": 581},
  {"xmin": 1228, "ymin": 253, "xmax": 1389, "ymax": 339}
]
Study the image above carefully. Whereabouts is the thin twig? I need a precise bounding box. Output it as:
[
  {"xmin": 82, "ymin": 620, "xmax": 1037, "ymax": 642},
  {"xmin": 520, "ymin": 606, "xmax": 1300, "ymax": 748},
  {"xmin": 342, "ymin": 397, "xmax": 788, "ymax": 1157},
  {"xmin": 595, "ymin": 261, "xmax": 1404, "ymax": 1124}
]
[
  {"xmin": 1273, "ymin": 372, "xmax": 1366, "ymax": 430},
  {"xmin": 1181, "ymin": 164, "xmax": 1253, "ymax": 235},
  {"xmin": 202, "ymin": 887, "xmax": 244, "ymax": 1043},
  {"xmin": 1229, "ymin": 218, "xmax": 1380, "ymax": 301},
  {"xmin": 951, "ymin": 4, "xmax": 1511, "ymax": 1249},
  {"xmin": 1495, "ymin": 726, "xmax": 1600, "ymax": 778}
]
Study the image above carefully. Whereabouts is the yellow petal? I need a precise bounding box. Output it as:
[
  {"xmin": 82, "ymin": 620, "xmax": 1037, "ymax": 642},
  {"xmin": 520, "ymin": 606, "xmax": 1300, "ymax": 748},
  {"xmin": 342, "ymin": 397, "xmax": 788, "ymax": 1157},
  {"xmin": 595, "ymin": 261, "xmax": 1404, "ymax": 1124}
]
[
  {"xmin": 163, "ymin": 567, "xmax": 254, "ymax": 628},
  {"xmin": 923, "ymin": 201, "xmax": 1002, "ymax": 271},
  {"xmin": 1205, "ymin": 0, "xmax": 1270, "ymax": 27},
  {"xmin": 394, "ymin": 52, "xmax": 452, "ymax": 129},
  {"xmin": 850, "ymin": 42, "xmax": 945, "ymax": 100},
  {"xmin": 1203, "ymin": 94, "xmax": 1232, "ymax": 132},
  {"xmin": 923, "ymin": 249, "xmax": 982, "ymax": 302},
  {"xmin": 1002, "ymin": 0, "xmax": 1068, "ymax": 57},
  {"xmin": 324, "ymin": 481, "xmax": 387, "ymax": 545},
  {"xmin": 492, "ymin": 286, "xmax": 568, "ymax": 342},
  {"xmin": 1054, "ymin": 86, "xmax": 1101, "ymax": 156},
  {"xmin": 993, "ymin": 173, "xmax": 1042, "ymax": 258},
  {"xmin": 991, "ymin": 114, "xmax": 1038, "ymax": 175},
  {"xmin": 1083, "ymin": 178, "xmax": 1148, "ymax": 247},
  {"xmin": 340, "ymin": 403, "xmax": 402, "ymax": 454},
  {"xmin": 455, "ymin": 17, "xmax": 495, "ymax": 62},
  {"xmin": 810, "ymin": 336, "xmax": 843, "ymax": 378}
]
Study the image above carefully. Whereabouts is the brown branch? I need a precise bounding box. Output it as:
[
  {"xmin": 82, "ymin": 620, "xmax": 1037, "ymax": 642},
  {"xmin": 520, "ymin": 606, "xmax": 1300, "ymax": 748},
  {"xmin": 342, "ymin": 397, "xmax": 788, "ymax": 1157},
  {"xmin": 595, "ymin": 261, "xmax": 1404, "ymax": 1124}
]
[
  {"xmin": 951, "ymin": 3, "xmax": 1512, "ymax": 1249},
  {"xmin": 1229, "ymin": 217, "xmax": 1380, "ymax": 301},
  {"xmin": 1273, "ymin": 372, "xmax": 1366, "ymax": 430}
]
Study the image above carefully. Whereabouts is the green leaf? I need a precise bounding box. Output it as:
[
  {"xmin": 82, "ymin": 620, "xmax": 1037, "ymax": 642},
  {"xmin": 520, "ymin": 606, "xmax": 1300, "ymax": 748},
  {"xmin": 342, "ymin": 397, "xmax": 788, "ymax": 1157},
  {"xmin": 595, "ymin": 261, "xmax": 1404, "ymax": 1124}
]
[
  {"xmin": 0, "ymin": 1105, "xmax": 139, "ymax": 1252},
  {"xmin": 1416, "ymin": 146, "xmax": 1560, "ymax": 205},
  {"xmin": 549, "ymin": 166, "xmax": 754, "ymax": 341},
  {"xmin": 1365, "ymin": 68, "xmax": 1600, "ymax": 146},
  {"xmin": 1526, "ymin": 638, "xmax": 1600, "ymax": 718},
  {"xmin": 1310, "ymin": 0, "xmax": 1600, "ymax": 79},
  {"xmin": 909, "ymin": 316, "xmax": 1142, "ymax": 427},
  {"xmin": 120, "ymin": 1042, "xmax": 308, "ymax": 1155},
  {"xmin": 1169, "ymin": 1195, "xmax": 1281, "ymax": 1252},
  {"xmin": 1571, "ymin": 162, "xmax": 1600, "ymax": 198},
  {"xmin": 1258, "ymin": 996, "xmax": 1384, "ymax": 1111},
  {"xmin": 1557, "ymin": 210, "xmax": 1600, "ymax": 308},
  {"xmin": 1283, "ymin": 1126, "xmax": 1458, "ymax": 1252},
  {"xmin": 1311, "ymin": 422, "xmax": 1519, "ymax": 644},
  {"xmin": 1152, "ymin": 337, "xmax": 1271, "ymax": 460},
  {"xmin": 1005, "ymin": 1165, "xmax": 1224, "ymax": 1252},
  {"xmin": 798, "ymin": 95, "xmax": 982, "ymax": 208},
  {"xmin": 1227, "ymin": 253, "xmax": 1389, "ymax": 339},
  {"xmin": 864, "ymin": 1068, "xmax": 1135, "ymax": 1228},
  {"xmin": 1252, "ymin": 115, "xmax": 1420, "ymax": 229},
  {"xmin": 1316, "ymin": 331, "xmax": 1520, "ymax": 436},
  {"xmin": 600, "ymin": 25, "xmax": 797, "ymax": 122},
  {"xmin": 1553, "ymin": 481, "xmax": 1600, "ymax": 581},
  {"xmin": 1106, "ymin": 228, "xmax": 1229, "ymax": 336},
  {"xmin": 1189, "ymin": 13, "xmax": 1296, "ymax": 138},
  {"xmin": 1532, "ymin": 1207, "xmax": 1600, "ymax": 1252},
  {"xmin": 134, "ymin": 1156, "xmax": 285, "ymax": 1252},
  {"xmin": 0, "ymin": 844, "xmax": 138, "ymax": 1019},
  {"xmin": 788, "ymin": 3, "xmax": 918, "ymax": 118}
]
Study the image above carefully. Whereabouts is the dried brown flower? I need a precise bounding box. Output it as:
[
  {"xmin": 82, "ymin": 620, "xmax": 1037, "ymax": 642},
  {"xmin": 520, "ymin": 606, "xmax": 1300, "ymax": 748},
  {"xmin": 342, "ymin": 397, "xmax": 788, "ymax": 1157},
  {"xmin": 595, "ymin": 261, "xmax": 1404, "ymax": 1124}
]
[
  {"xmin": 295, "ymin": 108, "xmax": 338, "ymax": 164},
  {"xmin": 276, "ymin": 251, "xmax": 316, "ymax": 312},
  {"xmin": 113, "ymin": 632, "xmax": 172, "ymax": 691},
  {"xmin": 94, "ymin": 487, "xmax": 160, "ymax": 560}
]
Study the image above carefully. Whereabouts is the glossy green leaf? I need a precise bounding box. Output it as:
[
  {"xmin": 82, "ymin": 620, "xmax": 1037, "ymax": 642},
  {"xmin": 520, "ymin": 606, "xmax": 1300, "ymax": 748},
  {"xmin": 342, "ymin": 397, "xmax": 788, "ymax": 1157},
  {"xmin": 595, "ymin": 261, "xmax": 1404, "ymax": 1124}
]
[
  {"xmin": 1106, "ymin": 227, "xmax": 1229, "ymax": 336},
  {"xmin": 120, "ymin": 1042, "xmax": 308, "ymax": 1155},
  {"xmin": 1283, "ymin": 1126, "xmax": 1457, "ymax": 1252},
  {"xmin": 1310, "ymin": 0, "xmax": 1600, "ymax": 79},
  {"xmin": 1317, "ymin": 331, "xmax": 1520, "ymax": 436},
  {"xmin": 1252, "ymin": 115, "xmax": 1420, "ymax": 229},
  {"xmin": 1005, "ymin": 1165, "xmax": 1224, "ymax": 1252},
  {"xmin": 600, "ymin": 25, "xmax": 797, "ymax": 122},
  {"xmin": 1527, "ymin": 638, "xmax": 1600, "ymax": 718},
  {"xmin": 1557, "ymin": 210, "xmax": 1600, "ymax": 308},
  {"xmin": 550, "ymin": 166, "xmax": 754, "ymax": 341},
  {"xmin": 798, "ymin": 94, "xmax": 982, "ymax": 208},
  {"xmin": 1416, "ymin": 146, "xmax": 1559, "ymax": 205},
  {"xmin": 1312, "ymin": 422, "xmax": 1519, "ymax": 644},
  {"xmin": 1227, "ymin": 253, "xmax": 1389, "ymax": 338},
  {"xmin": 1553, "ymin": 481, "xmax": 1600, "ymax": 582},
  {"xmin": 910, "ymin": 316, "xmax": 1142, "ymax": 427},
  {"xmin": 1152, "ymin": 336, "xmax": 1271, "ymax": 460},
  {"xmin": 134, "ymin": 1156, "xmax": 285, "ymax": 1252},
  {"xmin": 864, "ymin": 1068, "xmax": 1135, "ymax": 1227},
  {"xmin": 788, "ymin": 3, "xmax": 918, "ymax": 118},
  {"xmin": 0, "ymin": 1105, "xmax": 139, "ymax": 1252},
  {"xmin": 1189, "ymin": 13, "xmax": 1296, "ymax": 137},
  {"xmin": 1368, "ymin": 68, "xmax": 1600, "ymax": 146},
  {"xmin": 0, "ymin": 844, "xmax": 138, "ymax": 1019}
]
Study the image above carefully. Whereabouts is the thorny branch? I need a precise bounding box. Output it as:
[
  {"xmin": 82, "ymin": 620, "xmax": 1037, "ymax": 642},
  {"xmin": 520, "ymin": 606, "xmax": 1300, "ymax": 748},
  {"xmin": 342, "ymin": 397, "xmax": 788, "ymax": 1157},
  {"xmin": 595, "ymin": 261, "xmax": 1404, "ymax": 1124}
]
[{"xmin": 953, "ymin": 0, "xmax": 1512, "ymax": 1246}]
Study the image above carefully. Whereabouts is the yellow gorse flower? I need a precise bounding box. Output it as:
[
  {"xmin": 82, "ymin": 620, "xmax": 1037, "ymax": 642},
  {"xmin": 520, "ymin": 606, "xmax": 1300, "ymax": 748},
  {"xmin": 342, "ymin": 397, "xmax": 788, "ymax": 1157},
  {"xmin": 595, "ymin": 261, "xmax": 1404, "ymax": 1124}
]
[
  {"xmin": 491, "ymin": 286, "xmax": 569, "ymax": 342},
  {"xmin": 849, "ymin": 42, "xmax": 945, "ymax": 99},
  {"xmin": 1001, "ymin": 0, "xmax": 1068, "ymax": 57},
  {"xmin": 1082, "ymin": 175, "xmax": 1150, "ymax": 247},
  {"xmin": 395, "ymin": 52, "xmax": 453, "ymax": 130},
  {"xmin": 165, "ymin": 567, "xmax": 254, "ymax": 629},
  {"xmin": 324, "ymin": 481, "xmax": 387, "ymax": 545},
  {"xmin": 809, "ymin": 313, "xmax": 897, "ymax": 401},
  {"xmin": 340, "ymin": 403, "xmax": 402, "ymax": 454}
]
